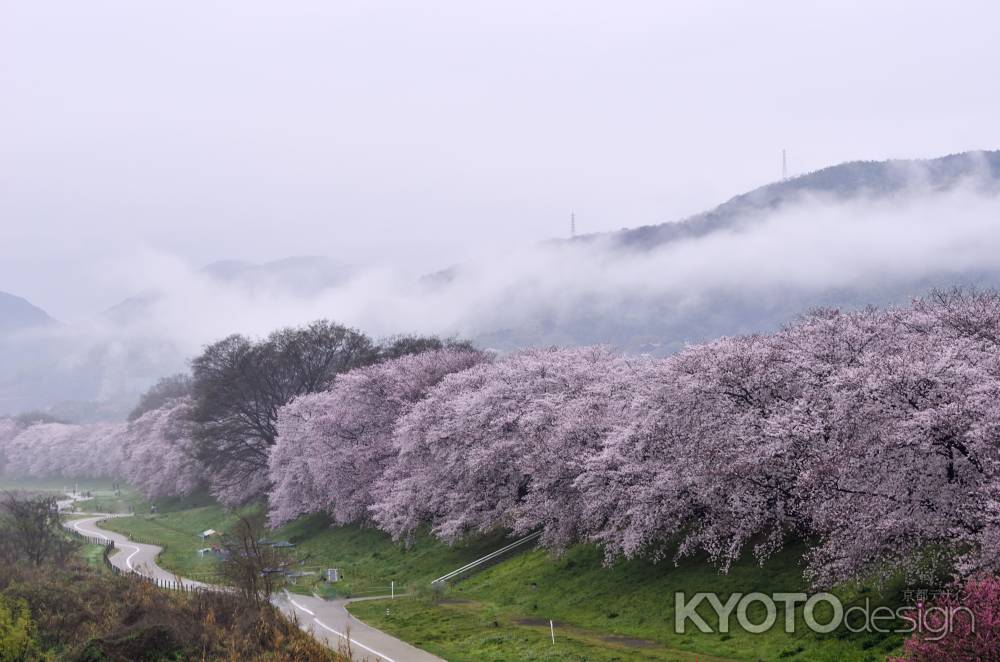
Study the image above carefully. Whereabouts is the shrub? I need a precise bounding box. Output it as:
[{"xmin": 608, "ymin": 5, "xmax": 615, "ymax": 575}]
[
  {"xmin": 890, "ymin": 575, "xmax": 1000, "ymax": 661},
  {"xmin": 0, "ymin": 595, "xmax": 45, "ymax": 662}
]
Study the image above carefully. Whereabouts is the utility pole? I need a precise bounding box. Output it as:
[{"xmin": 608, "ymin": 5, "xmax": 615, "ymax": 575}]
[{"xmin": 782, "ymin": 149, "xmax": 788, "ymax": 180}]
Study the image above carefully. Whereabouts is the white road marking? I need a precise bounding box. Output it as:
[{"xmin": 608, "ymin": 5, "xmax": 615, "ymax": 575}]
[
  {"xmin": 312, "ymin": 617, "xmax": 396, "ymax": 662},
  {"xmin": 122, "ymin": 543, "xmax": 142, "ymax": 570},
  {"xmin": 287, "ymin": 596, "xmax": 316, "ymax": 616},
  {"xmin": 285, "ymin": 594, "xmax": 395, "ymax": 662},
  {"xmin": 71, "ymin": 518, "xmax": 142, "ymax": 571}
]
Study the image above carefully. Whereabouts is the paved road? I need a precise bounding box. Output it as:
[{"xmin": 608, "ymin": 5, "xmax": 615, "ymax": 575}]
[
  {"xmin": 276, "ymin": 591, "xmax": 444, "ymax": 662},
  {"xmin": 63, "ymin": 513, "xmax": 443, "ymax": 662},
  {"xmin": 66, "ymin": 515, "xmax": 213, "ymax": 590}
]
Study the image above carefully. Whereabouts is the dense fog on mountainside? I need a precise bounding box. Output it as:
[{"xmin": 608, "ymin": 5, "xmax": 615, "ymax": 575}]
[{"xmin": 2, "ymin": 150, "xmax": 1000, "ymax": 420}]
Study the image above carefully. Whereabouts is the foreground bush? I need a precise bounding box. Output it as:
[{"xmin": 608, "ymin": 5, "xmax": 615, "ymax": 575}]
[
  {"xmin": 0, "ymin": 595, "xmax": 44, "ymax": 662},
  {"xmin": 891, "ymin": 575, "xmax": 1000, "ymax": 661},
  {"xmin": 1, "ymin": 561, "xmax": 345, "ymax": 661}
]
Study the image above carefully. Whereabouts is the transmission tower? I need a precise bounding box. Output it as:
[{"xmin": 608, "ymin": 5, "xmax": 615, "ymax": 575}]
[
  {"xmin": 782, "ymin": 149, "xmax": 788, "ymax": 180},
  {"xmin": 570, "ymin": 212, "xmax": 576, "ymax": 238}
]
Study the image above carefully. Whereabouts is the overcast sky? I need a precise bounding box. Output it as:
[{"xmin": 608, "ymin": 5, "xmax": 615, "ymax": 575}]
[{"xmin": 2, "ymin": 0, "xmax": 998, "ymax": 320}]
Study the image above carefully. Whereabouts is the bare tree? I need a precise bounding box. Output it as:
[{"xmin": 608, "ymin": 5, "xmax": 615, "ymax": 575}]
[
  {"xmin": 219, "ymin": 516, "xmax": 291, "ymax": 609},
  {"xmin": 0, "ymin": 492, "xmax": 72, "ymax": 566},
  {"xmin": 129, "ymin": 373, "xmax": 193, "ymax": 421},
  {"xmin": 377, "ymin": 334, "xmax": 476, "ymax": 360},
  {"xmin": 190, "ymin": 320, "xmax": 378, "ymax": 502}
]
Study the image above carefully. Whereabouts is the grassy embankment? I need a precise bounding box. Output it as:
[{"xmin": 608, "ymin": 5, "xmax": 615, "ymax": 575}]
[
  {"xmin": 103, "ymin": 501, "xmax": 509, "ymax": 594},
  {"xmin": 102, "ymin": 495, "xmax": 907, "ymax": 662},
  {"xmin": 351, "ymin": 544, "xmax": 908, "ymax": 662}
]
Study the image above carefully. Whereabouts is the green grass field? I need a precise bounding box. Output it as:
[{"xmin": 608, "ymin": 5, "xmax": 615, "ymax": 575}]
[
  {"xmin": 0, "ymin": 476, "xmax": 115, "ymax": 495},
  {"xmin": 350, "ymin": 596, "xmax": 738, "ymax": 662}
]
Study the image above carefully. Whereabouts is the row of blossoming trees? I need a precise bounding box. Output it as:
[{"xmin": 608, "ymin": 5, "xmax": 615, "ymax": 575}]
[{"xmin": 5, "ymin": 291, "xmax": 1000, "ymax": 598}]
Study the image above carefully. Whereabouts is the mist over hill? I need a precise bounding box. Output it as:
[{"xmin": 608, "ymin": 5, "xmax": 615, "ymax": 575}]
[
  {"xmin": 3, "ymin": 150, "xmax": 1000, "ymax": 419},
  {"xmin": 584, "ymin": 150, "xmax": 1000, "ymax": 251},
  {"xmin": 103, "ymin": 256, "xmax": 353, "ymax": 325},
  {"xmin": 443, "ymin": 150, "xmax": 1000, "ymax": 352},
  {"xmin": 0, "ymin": 291, "xmax": 54, "ymax": 333}
]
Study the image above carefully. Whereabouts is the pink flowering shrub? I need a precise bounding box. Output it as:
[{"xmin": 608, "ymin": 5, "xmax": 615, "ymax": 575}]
[{"xmin": 890, "ymin": 575, "xmax": 1000, "ymax": 661}]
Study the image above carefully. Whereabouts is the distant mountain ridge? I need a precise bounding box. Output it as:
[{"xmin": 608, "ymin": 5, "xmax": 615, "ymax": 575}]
[
  {"xmin": 462, "ymin": 150, "xmax": 1000, "ymax": 352},
  {"xmin": 0, "ymin": 291, "xmax": 55, "ymax": 333},
  {"xmin": 578, "ymin": 150, "xmax": 1000, "ymax": 250}
]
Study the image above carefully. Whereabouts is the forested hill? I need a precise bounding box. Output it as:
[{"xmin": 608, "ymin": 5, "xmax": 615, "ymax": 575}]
[
  {"xmin": 573, "ymin": 150, "xmax": 1000, "ymax": 251},
  {"xmin": 466, "ymin": 150, "xmax": 1000, "ymax": 354}
]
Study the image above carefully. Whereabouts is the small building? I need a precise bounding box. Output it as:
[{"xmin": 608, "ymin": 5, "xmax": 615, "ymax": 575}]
[
  {"xmin": 200, "ymin": 529, "xmax": 219, "ymax": 541},
  {"xmin": 198, "ymin": 546, "xmax": 226, "ymax": 559}
]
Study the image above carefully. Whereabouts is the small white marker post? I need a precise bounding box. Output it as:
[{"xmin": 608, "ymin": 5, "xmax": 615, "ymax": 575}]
[
  {"xmin": 391, "ymin": 580, "xmax": 395, "ymax": 599},
  {"xmin": 550, "ymin": 620, "xmax": 555, "ymax": 644}
]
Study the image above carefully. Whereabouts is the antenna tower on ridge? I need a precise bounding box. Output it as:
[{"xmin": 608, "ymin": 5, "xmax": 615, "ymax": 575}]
[
  {"xmin": 570, "ymin": 212, "xmax": 576, "ymax": 238},
  {"xmin": 782, "ymin": 149, "xmax": 788, "ymax": 180}
]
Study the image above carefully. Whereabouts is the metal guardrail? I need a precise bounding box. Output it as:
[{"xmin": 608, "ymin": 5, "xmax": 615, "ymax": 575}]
[{"xmin": 431, "ymin": 531, "xmax": 542, "ymax": 585}]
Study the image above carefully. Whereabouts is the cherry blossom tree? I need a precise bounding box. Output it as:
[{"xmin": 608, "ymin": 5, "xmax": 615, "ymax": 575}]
[
  {"xmin": 7, "ymin": 287, "xmax": 1000, "ymax": 589},
  {"xmin": 268, "ymin": 348, "xmax": 488, "ymax": 527},
  {"xmin": 577, "ymin": 333, "xmax": 807, "ymax": 570},
  {"xmin": 578, "ymin": 295, "xmax": 1000, "ymax": 585},
  {"xmin": 1, "ymin": 421, "xmax": 127, "ymax": 479},
  {"xmin": 0, "ymin": 417, "xmax": 20, "ymax": 474},
  {"xmin": 267, "ymin": 391, "xmax": 331, "ymax": 526},
  {"xmin": 121, "ymin": 397, "xmax": 206, "ymax": 500},
  {"xmin": 373, "ymin": 347, "xmax": 651, "ymax": 550}
]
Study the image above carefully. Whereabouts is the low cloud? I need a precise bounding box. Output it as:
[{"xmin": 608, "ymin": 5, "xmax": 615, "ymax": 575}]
[
  {"xmin": 6, "ymin": 179, "xmax": 1000, "ymax": 415},
  {"xmin": 81, "ymin": 182, "xmax": 1000, "ymax": 348}
]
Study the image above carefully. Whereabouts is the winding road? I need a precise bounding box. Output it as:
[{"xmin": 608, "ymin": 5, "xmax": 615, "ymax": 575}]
[{"xmin": 63, "ymin": 509, "xmax": 443, "ymax": 662}]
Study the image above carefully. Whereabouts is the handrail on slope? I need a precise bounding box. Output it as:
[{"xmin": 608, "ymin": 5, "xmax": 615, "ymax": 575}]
[{"xmin": 431, "ymin": 531, "xmax": 542, "ymax": 585}]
